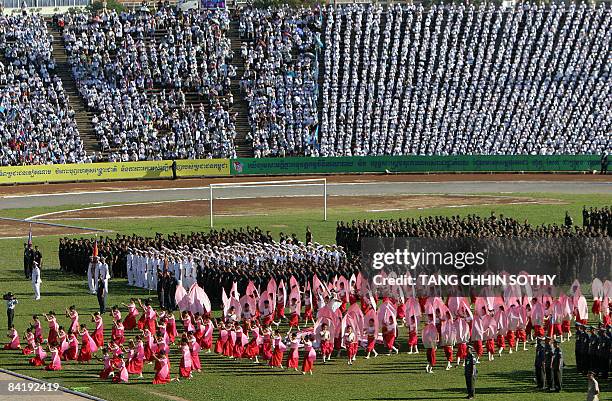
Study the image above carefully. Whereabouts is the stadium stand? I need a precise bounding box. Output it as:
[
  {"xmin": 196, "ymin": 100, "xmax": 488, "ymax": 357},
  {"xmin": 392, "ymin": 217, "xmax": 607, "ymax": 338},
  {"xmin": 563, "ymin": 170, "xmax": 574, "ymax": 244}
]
[
  {"xmin": 58, "ymin": 6, "xmax": 238, "ymax": 161},
  {"xmin": 0, "ymin": 14, "xmax": 87, "ymax": 166},
  {"xmin": 320, "ymin": 3, "xmax": 611, "ymax": 156},
  {"xmin": 0, "ymin": 3, "xmax": 610, "ymax": 165}
]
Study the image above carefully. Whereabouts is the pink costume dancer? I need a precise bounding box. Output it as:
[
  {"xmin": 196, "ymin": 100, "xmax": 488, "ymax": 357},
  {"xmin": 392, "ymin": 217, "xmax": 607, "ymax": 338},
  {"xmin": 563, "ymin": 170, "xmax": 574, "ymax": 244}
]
[
  {"xmin": 200, "ymin": 319, "xmax": 214, "ymax": 351},
  {"xmin": 152, "ymin": 352, "xmax": 171, "ymax": 384},
  {"xmin": 92, "ymin": 314, "xmax": 104, "ymax": 348},
  {"xmin": 45, "ymin": 313, "xmax": 59, "ymax": 345},
  {"xmin": 244, "ymin": 326, "xmax": 260, "ymax": 361},
  {"xmin": 182, "ymin": 312, "xmax": 194, "ymax": 333},
  {"xmin": 188, "ymin": 334, "xmax": 201, "ymax": 372},
  {"xmin": 22, "ymin": 330, "xmax": 35, "ymax": 355},
  {"xmin": 179, "ymin": 341, "xmax": 193, "ymax": 378},
  {"xmin": 3, "ymin": 327, "xmax": 20, "ymax": 350},
  {"xmin": 29, "ymin": 344, "xmax": 46, "ymax": 366},
  {"xmin": 99, "ymin": 353, "xmax": 114, "ymax": 379},
  {"xmin": 143, "ymin": 303, "xmax": 157, "ymax": 334},
  {"xmin": 319, "ymin": 325, "xmax": 333, "ymax": 362},
  {"xmin": 301, "ymin": 337, "xmax": 316, "ymax": 374},
  {"xmin": 127, "ymin": 339, "xmax": 145, "ymax": 376},
  {"xmin": 122, "ymin": 301, "xmax": 139, "ymax": 330},
  {"xmin": 260, "ymin": 328, "xmax": 273, "ymax": 360},
  {"xmin": 78, "ymin": 327, "xmax": 98, "ymax": 362},
  {"xmin": 166, "ymin": 313, "xmax": 178, "ymax": 344},
  {"xmin": 32, "ymin": 316, "xmax": 43, "ymax": 343},
  {"xmin": 344, "ymin": 328, "xmax": 358, "ymax": 365},
  {"xmin": 158, "ymin": 319, "xmax": 170, "ymax": 346},
  {"xmin": 112, "ymin": 357, "xmax": 129, "ymax": 383},
  {"xmin": 143, "ymin": 329, "xmax": 154, "ymax": 361},
  {"xmin": 268, "ymin": 333, "xmax": 286, "ymax": 367},
  {"xmin": 64, "ymin": 332, "xmax": 79, "ymax": 361},
  {"xmin": 67, "ymin": 308, "xmax": 79, "ymax": 334},
  {"xmin": 45, "ymin": 346, "xmax": 61, "ymax": 371},
  {"xmin": 287, "ymin": 334, "xmax": 300, "ymax": 369},
  {"xmin": 112, "ymin": 320, "xmax": 125, "ymax": 345},
  {"xmin": 233, "ymin": 326, "xmax": 247, "ymax": 358}
]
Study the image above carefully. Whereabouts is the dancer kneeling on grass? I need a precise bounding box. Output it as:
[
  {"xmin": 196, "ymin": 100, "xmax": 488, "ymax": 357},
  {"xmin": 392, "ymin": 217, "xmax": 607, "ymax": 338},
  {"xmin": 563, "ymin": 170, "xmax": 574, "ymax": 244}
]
[
  {"xmin": 45, "ymin": 345, "xmax": 61, "ymax": 371},
  {"xmin": 4, "ymin": 325, "xmax": 20, "ymax": 350}
]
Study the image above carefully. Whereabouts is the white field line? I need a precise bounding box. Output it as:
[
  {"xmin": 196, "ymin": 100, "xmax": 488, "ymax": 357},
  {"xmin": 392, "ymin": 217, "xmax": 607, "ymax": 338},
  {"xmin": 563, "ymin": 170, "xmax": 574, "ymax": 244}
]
[
  {"xmin": 1, "ymin": 181, "xmax": 366, "ymax": 199},
  {"xmin": 3, "ymin": 180, "xmax": 588, "ymax": 200},
  {"xmin": 25, "ymin": 194, "xmax": 320, "ymax": 220},
  {"xmin": 0, "ymin": 231, "xmax": 108, "ymax": 240},
  {"xmin": 36, "ymin": 213, "xmax": 269, "ymax": 221},
  {"xmin": 366, "ymin": 199, "xmax": 553, "ymax": 212}
]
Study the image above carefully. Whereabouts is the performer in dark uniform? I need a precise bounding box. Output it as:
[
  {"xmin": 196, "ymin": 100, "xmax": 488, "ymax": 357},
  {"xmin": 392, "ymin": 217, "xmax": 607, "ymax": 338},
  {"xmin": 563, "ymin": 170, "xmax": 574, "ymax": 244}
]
[
  {"xmin": 464, "ymin": 345, "xmax": 477, "ymax": 399},
  {"xmin": 551, "ymin": 339, "xmax": 564, "ymax": 392},
  {"xmin": 535, "ymin": 337, "xmax": 545, "ymax": 389}
]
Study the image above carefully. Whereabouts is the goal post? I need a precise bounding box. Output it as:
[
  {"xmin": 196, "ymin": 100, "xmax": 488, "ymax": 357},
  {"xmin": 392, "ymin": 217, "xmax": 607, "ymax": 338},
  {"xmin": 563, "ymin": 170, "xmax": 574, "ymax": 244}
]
[{"xmin": 208, "ymin": 178, "xmax": 327, "ymax": 227}]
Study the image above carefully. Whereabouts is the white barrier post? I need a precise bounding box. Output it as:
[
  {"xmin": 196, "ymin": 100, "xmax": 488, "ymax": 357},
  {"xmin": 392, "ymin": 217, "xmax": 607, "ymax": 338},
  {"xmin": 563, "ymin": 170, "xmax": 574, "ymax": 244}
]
[
  {"xmin": 209, "ymin": 184, "xmax": 213, "ymax": 227},
  {"xmin": 324, "ymin": 178, "xmax": 327, "ymax": 221}
]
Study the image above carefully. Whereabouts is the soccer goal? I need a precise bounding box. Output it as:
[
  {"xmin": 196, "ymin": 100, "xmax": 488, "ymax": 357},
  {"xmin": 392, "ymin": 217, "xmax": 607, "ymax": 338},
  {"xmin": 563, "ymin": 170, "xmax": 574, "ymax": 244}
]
[{"xmin": 208, "ymin": 178, "xmax": 327, "ymax": 227}]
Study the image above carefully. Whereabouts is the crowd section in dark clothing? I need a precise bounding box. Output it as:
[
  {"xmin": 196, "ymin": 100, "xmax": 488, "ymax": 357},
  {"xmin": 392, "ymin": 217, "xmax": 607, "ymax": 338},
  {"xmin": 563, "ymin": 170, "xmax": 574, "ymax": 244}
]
[{"xmin": 583, "ymin": 206, "xmax": 612, "ymax": 236}]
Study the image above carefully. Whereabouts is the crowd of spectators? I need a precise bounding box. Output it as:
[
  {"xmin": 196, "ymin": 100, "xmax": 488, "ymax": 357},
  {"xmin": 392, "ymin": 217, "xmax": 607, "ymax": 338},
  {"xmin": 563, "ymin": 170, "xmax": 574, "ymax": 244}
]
[
  {"xmin": 238, "ymin": 6, "xmax": 322, "ymax": 157},
  {"xmin": 320, "ymin": 3, "xmax": 611, "ymax": 156},
  {"xmin": 58, "ymin": 6, "xmax": 238, "ymax": 162},
  {"xmin": 1, "ymin": 4, "xmax": 610, "ymax": 166},
  {"xmin": 0, "ymin": 14, "xmax": 86, "ymax": 166}
]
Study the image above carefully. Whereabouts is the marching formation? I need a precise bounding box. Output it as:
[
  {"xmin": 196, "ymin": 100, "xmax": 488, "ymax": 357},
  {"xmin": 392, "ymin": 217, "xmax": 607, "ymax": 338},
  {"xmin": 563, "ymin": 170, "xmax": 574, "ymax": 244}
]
[{"xmin": 5, "ymin": 270, "xmax": 611, "ymax": 387}]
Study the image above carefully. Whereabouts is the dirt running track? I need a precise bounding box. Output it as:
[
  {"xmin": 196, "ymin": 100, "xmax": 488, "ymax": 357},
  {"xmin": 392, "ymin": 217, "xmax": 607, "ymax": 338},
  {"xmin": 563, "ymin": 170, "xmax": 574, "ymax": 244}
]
[
  {"xmin": 0, "ymin": 173, "xmax": 609, "ymax": 196},
  {"xmin": 0, "ymin": 173, "xmax": 608, "ymax": 239}
]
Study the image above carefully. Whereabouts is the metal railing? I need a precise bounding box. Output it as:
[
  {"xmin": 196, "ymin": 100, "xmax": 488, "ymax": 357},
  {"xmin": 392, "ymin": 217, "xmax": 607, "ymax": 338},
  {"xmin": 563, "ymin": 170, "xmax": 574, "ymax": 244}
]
[{"xmin": 1, "ymin": 0, "xmax": 89, "ymax": 8}]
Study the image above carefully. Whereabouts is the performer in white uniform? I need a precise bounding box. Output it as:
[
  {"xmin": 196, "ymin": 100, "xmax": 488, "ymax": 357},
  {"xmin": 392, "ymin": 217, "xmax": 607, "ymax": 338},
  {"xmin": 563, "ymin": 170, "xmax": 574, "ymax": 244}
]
[{"xmin": 31, "ymin": 261, "xmax": 42, "ymax": 300}]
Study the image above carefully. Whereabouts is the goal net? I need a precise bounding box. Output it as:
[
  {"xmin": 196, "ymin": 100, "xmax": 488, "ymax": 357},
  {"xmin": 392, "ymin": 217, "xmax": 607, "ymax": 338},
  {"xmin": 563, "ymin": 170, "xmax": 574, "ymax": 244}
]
[{"xmin": 208, "ymin": 178, "xmax": 327, "ymax": 227}]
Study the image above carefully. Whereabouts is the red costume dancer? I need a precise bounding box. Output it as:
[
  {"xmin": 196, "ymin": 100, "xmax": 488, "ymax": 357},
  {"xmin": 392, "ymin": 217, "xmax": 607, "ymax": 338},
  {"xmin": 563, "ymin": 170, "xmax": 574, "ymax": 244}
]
[
  {"xmin": 64, "ymin": 332, "xmax": 79, "ymax": 361},
  {"xmin": 188, "ymin": 334, "xmax": 201, "ymax": 372},
  {"xmin": 287, "ymin": 334, "xmax": 300, "ymax": 370},
  {"xmin": 22, "ymin": 329, "xmax": 35, "ymax": 355},
  {"xmin": 261, "ymin": 327, "xmax": 273, "ymax": 361},
  {"xmin": 152, "ymin": 351, "xmax": 171, "ymax": 384},
  {"xmin": 91, "ymin": 313, "xmax": 104, "ymax": 348},
  {"xmin": 268, "ymin": 332, "xmax": 286, "ymax": 368},
  {"xmin": 244, "ymin": 326, "xmax": 260, "ymax": 362},
  {"xmin": 3, "ymin": 326, "xmax": 20, "ymax": 350},
  {"xmin": 29, "ymin": 344, "xmax": 46, "ymax": 366},
  {"xmin": 301, "ymin": 337, "xmax": 316, "ymax": 374},
  {"xmin": 77, "ymin": 326, "xmax": 98, "ymax": 362},
  {"xmin": 44, "ymin": 313, "xmax": 59, "ymax": 345},
  {"xmin": 319, "ymin": 324, "xmax": 333, "ymax": 362},
  {"xmin": 178, "ymin": 340, "xmax": 193, "ymax": 379},
  {"xmin": 122, "ymin": 300, "xmax": 139, "ymax": 330},
  {"xmin": 127, "ymin": 339, "xmax": 145, "ymax": 377},
  {"xmin": 45, "ymin": 346, "xmax": 62, "ymax": 371}
]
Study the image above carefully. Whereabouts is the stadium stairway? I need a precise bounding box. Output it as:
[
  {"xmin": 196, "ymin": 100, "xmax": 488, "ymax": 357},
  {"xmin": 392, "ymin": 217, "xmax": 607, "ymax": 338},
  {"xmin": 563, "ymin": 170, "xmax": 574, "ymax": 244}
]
[
  {"xmin": 228, "ymin": 19, "xmax": 253, "ymax": 157},
  {"xmin": 47, "ymin": 22, "xmax": 101, "ymax": 157}
]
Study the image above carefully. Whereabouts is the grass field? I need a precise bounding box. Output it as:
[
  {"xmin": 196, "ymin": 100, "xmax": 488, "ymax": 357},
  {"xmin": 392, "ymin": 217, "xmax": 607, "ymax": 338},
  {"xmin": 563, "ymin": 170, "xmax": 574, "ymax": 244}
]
[{"xmin": 0, "ymin": 192, "xmax": 610, "ymax": 401}]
